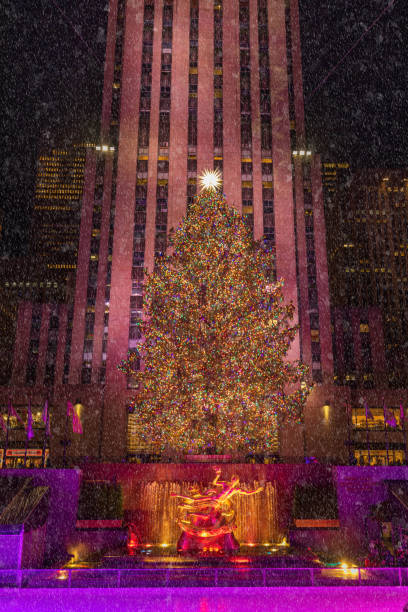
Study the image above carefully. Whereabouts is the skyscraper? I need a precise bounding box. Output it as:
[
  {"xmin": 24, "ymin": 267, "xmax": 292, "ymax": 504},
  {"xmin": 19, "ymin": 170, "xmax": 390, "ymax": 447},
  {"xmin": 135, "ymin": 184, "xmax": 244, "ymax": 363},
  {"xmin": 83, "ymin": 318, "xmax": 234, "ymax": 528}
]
[
  {"xmin": 31, "ymin": 144, "xmax": 93, "ymax": 294},
  {"xmin": 5, "ymin": 0, "xmax": 339, "ymax": 463},
  {"xmin": 327, "ymin": 168, "xmax": 408, "ymax": 388}
]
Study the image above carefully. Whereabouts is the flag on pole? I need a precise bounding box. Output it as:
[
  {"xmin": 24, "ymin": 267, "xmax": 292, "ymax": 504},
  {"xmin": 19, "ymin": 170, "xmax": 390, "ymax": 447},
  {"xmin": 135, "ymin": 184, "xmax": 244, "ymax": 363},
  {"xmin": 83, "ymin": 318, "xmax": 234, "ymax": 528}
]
[
  {"xmin": 42, "ymin": 400, "xmax": 48, "ymax": 425},
  {"xmin": 9, "ymin": 401, "xmax": 23, "ymax": 425},
  {"xmin": 26, "ymin": 402, "xmax": 34, "ymax": 440},
  {"xmin": 67, "ymin": 401, "xmax": 83, "ymax": 434},
  {"xmin": 72, "ymin": 411, "xmax": 83, "ymax": 435},
  {"xmin": 67, "ymin": 401, "xmax": 74, "ymax": 418},
  {"xmin": 384, "ymin": 405, "xmax": 397, "ymax": 428},
  {"xmin": 364, "ymin": 400, "xmax": 373, "ymax": 420},
  {"xmin": 42, "ymin": 399, "xmax": 50, "ymax": 437}
]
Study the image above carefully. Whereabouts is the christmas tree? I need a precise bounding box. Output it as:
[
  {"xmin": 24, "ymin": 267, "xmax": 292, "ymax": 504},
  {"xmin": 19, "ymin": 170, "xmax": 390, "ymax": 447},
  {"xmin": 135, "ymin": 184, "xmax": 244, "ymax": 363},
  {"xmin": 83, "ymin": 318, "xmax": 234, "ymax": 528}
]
[{"xmin": 120, "ymin": 174, "xmax": 310, "ymax": 453}]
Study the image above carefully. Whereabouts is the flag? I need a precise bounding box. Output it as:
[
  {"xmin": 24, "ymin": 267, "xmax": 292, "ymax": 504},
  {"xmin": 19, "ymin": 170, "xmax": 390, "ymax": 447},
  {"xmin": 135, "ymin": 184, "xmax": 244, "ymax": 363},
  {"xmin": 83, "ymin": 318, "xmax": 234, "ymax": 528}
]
[
  {"xmin": 26, "ymin": 402, "xmax": 34, "ymax": 440},
  {"xmin": 42, "ymin": 399, "xmax": 50, "ymax": 437},
  {"xmin": 67, "ymin": 401, "xmax": 74, "ymax": 418},
  {"xmin": 68, "ymin": 401, "xmax": 82, "ymax": 434},
  {"xmin": 9, "ymin": 401, "xmax": 23, "ymax": 424},
  {"xmin": 42, "ymin": 400, "xmax": 48, "ymax": 424},
  {"xmin": 384, "ymin": 405, "xmax": 397, "ymax": 428},
  {"xmin": 72, "ymin": 412, "xmax": 83, "ymax": 435},
  {"xmin": 400, "ymin": 403, "xmax": 405, "ymax": 425},
  {"xmin": 364, "ymin": 400, "xmax": 373, "ymax": 420}
]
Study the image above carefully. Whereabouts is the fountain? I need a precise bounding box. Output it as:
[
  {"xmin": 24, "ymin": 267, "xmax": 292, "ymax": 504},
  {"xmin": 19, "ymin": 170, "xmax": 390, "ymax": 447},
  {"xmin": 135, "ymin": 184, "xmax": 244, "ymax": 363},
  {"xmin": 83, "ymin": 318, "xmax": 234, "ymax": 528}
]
[
  {"xmin": 170, "ymin": 468, "xmax": 263, "ymax": 553},
  {"xmin": 126, "ymin": 468, "xmax": 280, "ymax": 553}
]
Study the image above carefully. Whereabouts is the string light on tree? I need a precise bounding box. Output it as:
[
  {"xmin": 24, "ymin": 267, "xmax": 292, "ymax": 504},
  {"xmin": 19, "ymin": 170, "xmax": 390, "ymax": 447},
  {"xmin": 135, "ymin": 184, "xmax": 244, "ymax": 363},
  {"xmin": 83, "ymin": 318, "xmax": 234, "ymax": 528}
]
[
  {"xmin": 198, "ymin": 168, "xmax": 222, "ymax": 193},
  {"xmin": 119, "ymin": 188, "xmax": 311, "ymax": 453}
]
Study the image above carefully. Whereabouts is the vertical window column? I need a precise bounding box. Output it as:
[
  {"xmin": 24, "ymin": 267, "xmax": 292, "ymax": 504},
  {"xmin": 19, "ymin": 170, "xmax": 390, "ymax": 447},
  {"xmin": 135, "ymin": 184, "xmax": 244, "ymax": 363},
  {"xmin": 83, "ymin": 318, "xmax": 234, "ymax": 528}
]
[
  {"xmin": 222, "ymin": 0, "xmax": 241, "ymax": 213},
  {"xmin": 69, "ymin": 149, "xmax": 97, "ymax": 384},
  {"xmin": 284, "ymin": 4, "xmax": 296, "ymax": 152},
  {"xmin": 197, "ymin": 0, "xmax": 213, "ymax": 174},
  {"xmin": 267, "ymin": 0, "xmax": 299, "ymax": 362},
  {"xmin": 249, "ymin": 0, "xmax": 262, "ymax": 240},
  {"xmin": 213, "ymin": 1, "xmax": 223, "ymax": 173},
  {"xmin": 104, "ymin": 0, "xmax": 144, "ymax": 389},
  {"xmin": 54, "ymin": 304, "xmax": 68, "ymax": 386},
  {"xmin": 239, "ymin": 1, "xmax": 252, "ymax": 228},
  {"xmin": 168, "ymin": 0, "xmax": 190, "ymax": 231},
  {"xmin": 126, "ymin": 2, "xmax": 156, "ymax": 363},
  {"xmin": 187, "ymin": 0, "xmax": 199, "ymax": 208},
  {"xmin": 11, "ymin": 302, "xmax": 33, "ymax": 386},
  {"xmin": 81, "ymin": 156, "xmax": 105, "ymax": 384},
  {"xmin": 144, "ymin": 0, "xmax": 163, "ymax": 275},
  {"xmin": 109, "ymin": 0, "xmax": 126, "ymax": 147},
  {"xmin": 44, "ymin": 304, "xmax": 59, "ymax": 387},
  {"xmin": 63, "ymin": 305, "xmax": 74, "ymax": 385},
  {"xmin": 303, "ymin": 161, "xmax": 322, "ymax": 382},
  {"xmin": 25, "ymin": 305, "xmax": 42, "ymax": 385},
  {"xmin": 311, "ymin": 154, "xmax": 333, "ymax": 377},
  {"xmin": 154, "ymin": 2, "xmax": 173, "ymax": 261}
]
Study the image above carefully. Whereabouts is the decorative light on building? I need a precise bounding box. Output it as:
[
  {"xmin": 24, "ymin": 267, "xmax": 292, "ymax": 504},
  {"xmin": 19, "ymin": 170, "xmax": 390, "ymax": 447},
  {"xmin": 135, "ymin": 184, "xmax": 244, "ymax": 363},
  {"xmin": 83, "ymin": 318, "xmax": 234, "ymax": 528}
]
[
  {"xmin": 95, "ymin": 145, "xmax": 115, "ymax": 152},
  {"xmin": 292, "ymin": 150, "xmax": 312, "ymax": 157}
]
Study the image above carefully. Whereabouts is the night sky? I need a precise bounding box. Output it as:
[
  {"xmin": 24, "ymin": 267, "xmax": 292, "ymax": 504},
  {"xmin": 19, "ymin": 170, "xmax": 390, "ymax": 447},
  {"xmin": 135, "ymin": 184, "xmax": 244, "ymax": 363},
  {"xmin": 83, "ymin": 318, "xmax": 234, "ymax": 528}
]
[{"xmin": 1, "ymin": 0, "xmax": 407, "ymax": 256}]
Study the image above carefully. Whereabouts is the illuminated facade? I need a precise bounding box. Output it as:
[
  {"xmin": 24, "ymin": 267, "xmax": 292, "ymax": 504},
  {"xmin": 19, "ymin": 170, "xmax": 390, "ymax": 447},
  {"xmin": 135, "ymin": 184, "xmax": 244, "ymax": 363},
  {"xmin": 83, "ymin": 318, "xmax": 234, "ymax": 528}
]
[
  {"xmin": 8, "ymin": 0, "xmax": 395, "ymax": 466},
  {"xmin": 31, "ymin": 144, "xmax": 94, "ymax": 292}
]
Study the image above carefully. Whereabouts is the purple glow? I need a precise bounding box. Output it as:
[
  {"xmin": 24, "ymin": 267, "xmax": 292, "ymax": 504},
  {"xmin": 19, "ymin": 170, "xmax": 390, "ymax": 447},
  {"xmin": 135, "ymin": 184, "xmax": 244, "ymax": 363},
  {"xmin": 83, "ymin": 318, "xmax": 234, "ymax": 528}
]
[{"xmin": 1, "ymin": 587, "xmax": 408, "ymax": 611}]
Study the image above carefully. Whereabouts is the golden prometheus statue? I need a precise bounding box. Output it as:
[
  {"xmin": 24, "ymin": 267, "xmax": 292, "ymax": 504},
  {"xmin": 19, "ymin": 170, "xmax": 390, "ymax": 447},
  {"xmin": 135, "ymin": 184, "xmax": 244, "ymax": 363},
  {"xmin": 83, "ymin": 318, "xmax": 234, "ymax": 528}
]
[{"xmin": 171, "ymin": 468, "xmax": 263, "ymax": 553}]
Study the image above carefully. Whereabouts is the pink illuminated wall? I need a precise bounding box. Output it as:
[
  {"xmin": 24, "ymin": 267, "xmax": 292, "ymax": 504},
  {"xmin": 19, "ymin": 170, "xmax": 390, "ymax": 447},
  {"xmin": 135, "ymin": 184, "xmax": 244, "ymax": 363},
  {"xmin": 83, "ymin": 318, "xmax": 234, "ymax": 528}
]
[
  {"xmin": 311, "ymin": 154, "xmax": 333, "ymax": 375},
  {"xmin": 100, "ymin": 0, "xmax": 119, "ymax": 140},
  {"xmin": 268, "ymin": 0, "xmax": 299, "ymax": 362},
  {"xmin": 167, "ymin": 1, "xmax": 190, "ymax": 232},
  {"xmin": 197, "ymin": 0, "xmax": 214, "ymax": 175},
  {"xmin": 144, "ymin": 0, "xmax": 163, "ymax": 275},
  {"xmin": 105, "ymin": 0, "xmax": 144, "ymax": 389},
  {"xmin": 91, "ymin": 158, "xmax": 114, "ymax": 383},
  {"xmin": 69, "ymin": 149, "xmax": 97, "ymax": 384}
]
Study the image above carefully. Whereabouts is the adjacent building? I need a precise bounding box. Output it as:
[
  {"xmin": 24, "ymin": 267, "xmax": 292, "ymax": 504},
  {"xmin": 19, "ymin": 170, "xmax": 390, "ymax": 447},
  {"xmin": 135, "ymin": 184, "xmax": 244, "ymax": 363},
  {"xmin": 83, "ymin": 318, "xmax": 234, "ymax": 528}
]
[
  {"xmin": 326, "ymin": 168, "xmax": 408, "ymax": 388},
  {"xmin": 30, "ymin": 144, "xmax": 94, "ymax": 296}
]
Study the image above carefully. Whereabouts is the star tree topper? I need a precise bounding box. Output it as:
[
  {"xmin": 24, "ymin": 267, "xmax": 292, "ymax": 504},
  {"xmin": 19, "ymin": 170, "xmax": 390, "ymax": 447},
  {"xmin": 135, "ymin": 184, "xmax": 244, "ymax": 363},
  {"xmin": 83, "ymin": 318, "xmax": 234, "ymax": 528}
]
[{"xmin": 198, "ymin": 168, "xmax": 223, "ymax": 193}]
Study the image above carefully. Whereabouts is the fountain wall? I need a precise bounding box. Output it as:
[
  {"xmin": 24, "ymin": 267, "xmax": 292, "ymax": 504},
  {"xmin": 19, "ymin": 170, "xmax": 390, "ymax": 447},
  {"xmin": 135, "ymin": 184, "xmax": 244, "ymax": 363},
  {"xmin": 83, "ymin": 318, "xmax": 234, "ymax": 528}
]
[{"xmin": 80, "ymin": 464, "xmax": 334, "ymax": 547}]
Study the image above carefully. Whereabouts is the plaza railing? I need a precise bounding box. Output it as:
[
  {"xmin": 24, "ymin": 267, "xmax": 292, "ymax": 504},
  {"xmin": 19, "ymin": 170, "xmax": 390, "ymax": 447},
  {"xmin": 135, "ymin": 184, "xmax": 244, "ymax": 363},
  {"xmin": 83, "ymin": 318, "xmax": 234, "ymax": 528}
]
[{"xmin": 1, "ymin": 566, "xmax": 408, "ymax": 589}]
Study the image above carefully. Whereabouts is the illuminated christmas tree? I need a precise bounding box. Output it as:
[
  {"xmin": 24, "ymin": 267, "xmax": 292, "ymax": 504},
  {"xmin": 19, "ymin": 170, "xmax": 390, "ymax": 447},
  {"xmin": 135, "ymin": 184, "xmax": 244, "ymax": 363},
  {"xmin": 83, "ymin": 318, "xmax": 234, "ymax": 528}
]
[{"xmin": 120, "ymin": 172, "xmax": 310, "ymax": 453}]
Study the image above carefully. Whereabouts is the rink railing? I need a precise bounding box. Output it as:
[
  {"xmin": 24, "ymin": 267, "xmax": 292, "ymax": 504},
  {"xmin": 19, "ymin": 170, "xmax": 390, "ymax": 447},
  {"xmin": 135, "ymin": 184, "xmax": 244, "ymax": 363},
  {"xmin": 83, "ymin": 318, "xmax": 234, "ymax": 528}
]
[{"xmin": 1, "ymin": 566, "xmax": 408, "ymax": 588}]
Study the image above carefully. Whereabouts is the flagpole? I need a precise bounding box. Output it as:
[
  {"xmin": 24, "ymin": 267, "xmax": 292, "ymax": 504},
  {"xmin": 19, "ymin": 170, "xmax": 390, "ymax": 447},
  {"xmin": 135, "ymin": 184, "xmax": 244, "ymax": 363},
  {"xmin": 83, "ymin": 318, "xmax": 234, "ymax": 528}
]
[
  {"xmin": 383, "ymin": 399, "xmax": 390, "ymax": 466},
  {"xmin": 63, "ymin": 402, "xmax": 69, "ymax": 468},
  {"xmin": 24, "ymin": 397, "xmax": 30, "ymax": 468},
  {"xmin": 365, "ymin": 400, "xmax": 371, "ymax": 465},
  {"xmin": 4, "ymin": 398, "xmax": 11, "ymax": 469},
  {"xmin": 346, "ymin": 402, "xmax": 353, "ymax": 465},
  {"xmin": 42, "ymin": 396, "xmax": 49, "ymax": 468},
  {"xmin": 401, "ymin": 403, "xmax": 407, "ymax": 466}
]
